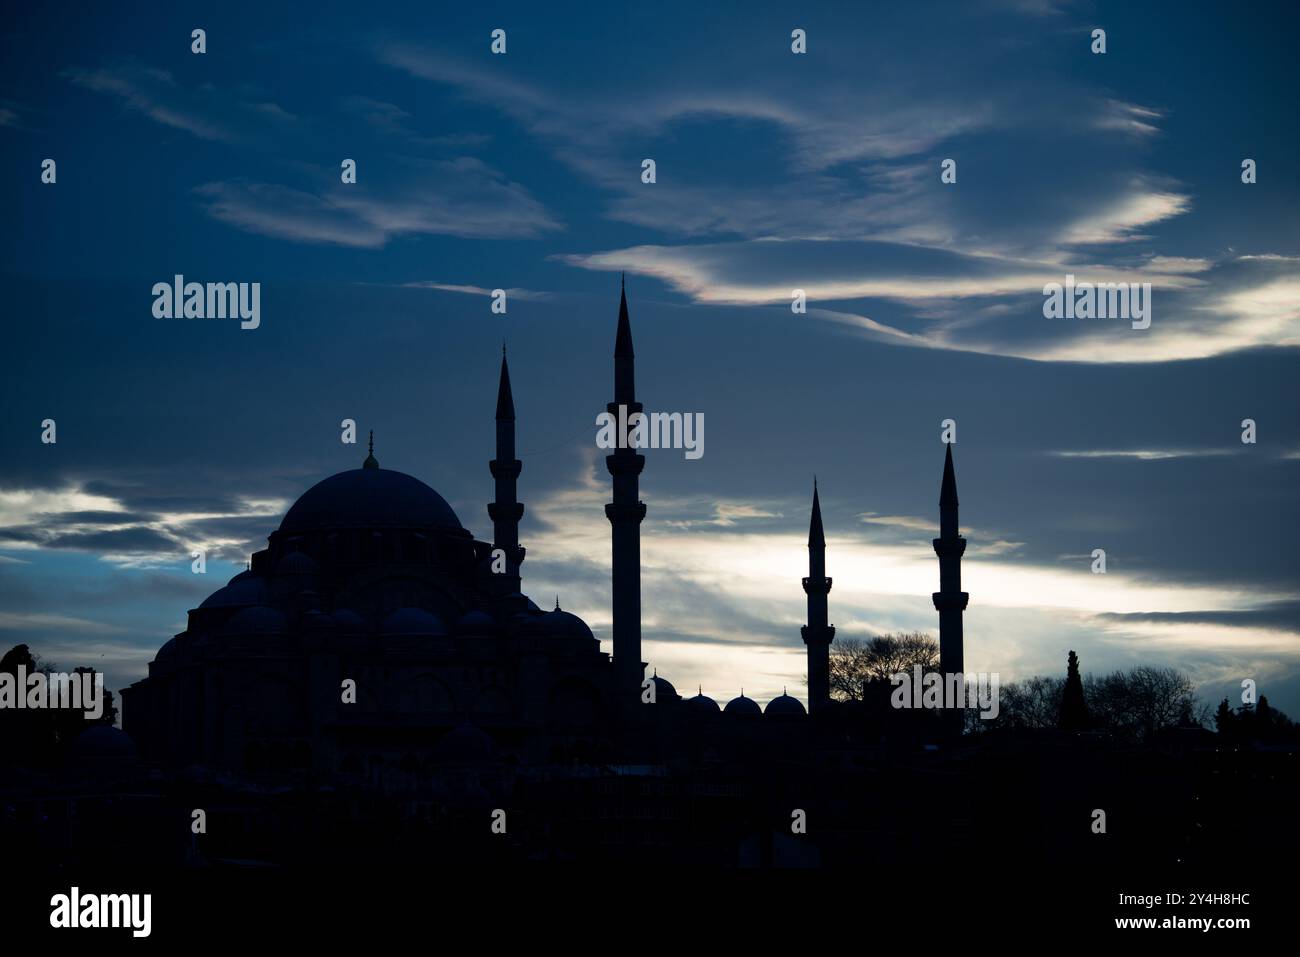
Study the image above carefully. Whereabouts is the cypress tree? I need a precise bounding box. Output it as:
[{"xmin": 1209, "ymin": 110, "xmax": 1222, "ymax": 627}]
[{"xmin": 1060, "ymin": 650, "xmax": 1089, "ymax": 731}]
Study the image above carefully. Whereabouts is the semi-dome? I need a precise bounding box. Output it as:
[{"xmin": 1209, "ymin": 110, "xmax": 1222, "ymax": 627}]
[
  {"xmin": 155, "ymin": 637, "xmax": 178, "ymax": 664},
  {"xmin": 303, "ymin": 610, "xmax": 336, "ymax": 632},
  {"xmin": 200, "ymin": 573, "xmax": 268, "ymax": 609},
  {"xmin": 764, "ymin": 693, "xmax": 807, "ymax": 716},
  {"xmin": 724, "ymin": 693, "xmax": 762, "ymax": 715},
  {"xmin": 280, "ymin": 467, "xmax": 463, "ymax": 533},
  {"xmin": 275, "ymin": 550, "xmax": 318, "ymax": 575},
  {"xmin": 531, "ymin": 602, "xmax": 596, "ymax": 641},
  {"xmin": 331, "ymin": 608, "xmax": 368, "ymax": 633},
  {"xmin": 434, "ymin": 721, "xmax": 496, "ymax": 764},
  {"xmin": 225, "ymin": 605, "xmax": 288, "ymax": 634},
  {"xmin": 381, "ymin": 607, "xmax": 449, "ymax": 636},
  {"xmin": 455, "ymin": 610, "xmax": 498, "ymax": 635}
]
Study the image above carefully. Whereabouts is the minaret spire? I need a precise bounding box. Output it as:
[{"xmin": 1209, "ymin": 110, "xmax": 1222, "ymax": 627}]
[
  {"xmin": 801, "ymin": 478, "xmax": 834, "ymax": 715},
  {"xmin": 809, "ymin": 478, "xmax": 825, "ymax": 547},
  {"xmin": 488, "ymin": 351, "xmax": 525, "ymax": 595},
  {"xmin": 606, "ymin": 280, "xmax": 646, "ymax": 713},
  {"xmin": 495, "ymin": 348, "xmax": 516, "ymax": 421},
  {"xmin": 940, "ymin": 442, "xmax": 959, "ymax": 536},
  {"xmin": 933, "ymin": 442, "xmax": 969, "ymax": 737}
]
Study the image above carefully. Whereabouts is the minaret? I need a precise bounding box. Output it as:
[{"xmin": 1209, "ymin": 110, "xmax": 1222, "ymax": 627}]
[
  {"xmin": 801, "ymin": 479, "xmax": 835, "ymax": 714},
  {"xmin": 488, "ymin": 347, "xmax": 525, "ymax": 593},
  {"xmin": 605, "ymin": 277, "xmax": 646, "ymax": 708},
  {"xmin": 932, "ymin": 444, "xmax": 969, "ymax": 728}
]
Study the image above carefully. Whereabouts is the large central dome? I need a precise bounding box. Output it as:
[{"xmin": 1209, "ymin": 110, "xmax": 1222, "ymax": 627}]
[{"xmin": 280, "ymin": 468, "xmax": 464, "ymax": 532}]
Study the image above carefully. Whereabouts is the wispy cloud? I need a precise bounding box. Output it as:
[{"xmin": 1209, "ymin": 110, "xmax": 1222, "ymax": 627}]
[
  {"xmin": 1093, "ymin": 99, "xmax": 1165, "ymax": 138},
  {"xmin": 559, "ymin": 239, "xmax": 1205, "ymax": 305},
  {"xmin": 64, "ymin": 62, "xmax": 296, "ymax": 142},
  {"xmin": 561, "ymin": 240, "xmax": 1300, "ymax": 363},
  {"xmin": 341, "ymin": 94, "xmax": 492, "ymax": 149},
  {"xmin": 0, "ymin": 612, "xmax": 133, "ymax": 636},
  {"xmin": 198, "ymin": 158, "xmax": 561, "ymax": 246},
  {"xmin": 399, "ymin": 282, "xmax": 551, "ymax": 301},
  {"xmin": 1049, "ymin": 449, "xmax": 1236, "ymax": 460},
  {"xmin": 0, "ymin": 99, "xmax": 25, "ymax": 128},
  {"xmin": 1060, "ymin": 179, "xmax": 1192, "ymax": 245}
]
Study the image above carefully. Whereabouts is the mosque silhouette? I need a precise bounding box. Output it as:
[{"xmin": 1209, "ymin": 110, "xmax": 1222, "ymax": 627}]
[
  {"xmin": 120, "ymin": 283, "xmax": 970, "ymax": 783},
  {"xmin": 9, "ymin": 290, "xmax": 1289, "ymax": 888}
]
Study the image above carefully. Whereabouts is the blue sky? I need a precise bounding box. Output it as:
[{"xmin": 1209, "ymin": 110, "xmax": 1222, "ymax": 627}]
[{"xmin": 2, "ymin": 0, "xmax": 1298, "ymax": 715}]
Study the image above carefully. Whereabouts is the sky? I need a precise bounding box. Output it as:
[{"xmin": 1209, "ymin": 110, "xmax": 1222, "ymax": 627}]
[{"xmin": 1, "ymin": 0, "xmax": 1298, "ymax": 718}]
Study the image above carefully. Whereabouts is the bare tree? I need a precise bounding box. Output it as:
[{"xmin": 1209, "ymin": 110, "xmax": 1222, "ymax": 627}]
[
  {"xmin": 991, "ymin": 664, "xmax": 1204, "ymax": 741},
  {"xmin": 998, "ymin": 675, "xmax": 1065, "ymax": 730},
  {"xmin": 827, "ymin": 632, "xmax": 939, "ymax": 702},
  {"xmin": 1086, "ymin": 666, "xmax": 1200, "ymax": 741}
]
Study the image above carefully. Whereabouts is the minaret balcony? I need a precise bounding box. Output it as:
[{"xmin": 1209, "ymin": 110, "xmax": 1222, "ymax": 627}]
[
  {"xmin": 801, "ymin": 624, "xmax": 836, "ymax": 646},
  {"xmin": 605, "ymin": 452, "xmax": 646, "ymax": 476},
  {"xmin": 605, "ymin": 501, "xmax": 647, "ymax": 523},
  {"xmin": 932, "ymin": 591, "xmax": 970, "ymax": 612},
  {"xmin": 932, "ymin": 536, "xmax": 967, "ymax": 558},
  {"xmin": 488, "ymin": 502, "xmax": 525, "ymax": 523}
]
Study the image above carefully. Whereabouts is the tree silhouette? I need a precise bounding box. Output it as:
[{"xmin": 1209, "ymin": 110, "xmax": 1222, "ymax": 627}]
[
  {"xmin": 826, "ymin": 632, "xmax": 938, "ymax": 702},
  {"xmin": 988, "ymin": 663, "xmax": 1204, "ymax": 742},
  {"xmin": 1224, "ymin": 694, "xmax": 1300, "ymax": 744},
  {"xmin": 51, "ymin": 666, "xmax": 118, "ymax": 748},
  {"xmin": 1214, "ymin": 697, "xmax": 1235, "ymax": 735},
  {"xmin": 1060, "ymin": 650, "xmax": 1089, "ymax": 731},
  {"xmin": 0, "ymin": 644, "xmax": 119, "ymax": 768},
  {"xmin": 991, "ymin": 675, "xmax": 1063, "ymax": 730},
  {"xmin": 0, "ymin": 644, "xmax": 56, "ymax": 766}
]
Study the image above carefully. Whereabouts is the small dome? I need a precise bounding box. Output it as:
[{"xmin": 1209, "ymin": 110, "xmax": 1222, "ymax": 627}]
[
  {"xmin": 724, "ymin": 694, "xmax": 762, "ymax": 716},
  {"xmin": 200, "ymin": 574, "xmax": 267, "ymax": 609},
  {"xmin": 509, "ymin": 611, "xmax": 549, "ymax": 636},
  {"xmin": 514, "ymin": 599, "xmax": 596, "ymax": 640},
  {"xmin": 275, "ymin": 551, "xmax": 318, "ymax": 575},
  {"xmin": 331, "ymin": 608, "xmax": 368, "ymax": 633},
  {"xmin": 764, "ymin": 693, "xmax": 807, "ymax": 716},
  {"xmin": 684, "ymin": 691, "xmax": 720, "ymax": 714},
  {"xmin": 539, "ymin": 605, "xmax": 596, "ymax": 640},
  {"xmin": 381, "ymin": 607, "xmax": 448, "ymax": 636},
  {"xmin": 71, "ymin": 726, "xmax": 138, "ymax": 760},
  {"xmin": 303, "ymin": 610, "xmax": 336, "ymax": 633},
  {"xmin": 225, "ymin": 605, "xmax": 288, "ymax": 634},
  {"xmin": 651, "ymin": 674, "xmax": 678, "ymax": 701},
  {"xmin": 434, "ymin": 721, "xmax": 496, "ymax": 764},
  {"xmin": 155, "ymin": 637, "xmax": 178, "ymax": 664},
  {"xmin": 456, "ymin": 610, "xmax": 497, "ymax": 635}
]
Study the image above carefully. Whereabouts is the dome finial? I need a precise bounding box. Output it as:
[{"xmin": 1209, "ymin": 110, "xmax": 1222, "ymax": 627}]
[
  {"xmin": 363, "ymin": 430, "xmax": 379, "ymax": 469},
  {"xmin": 554, "ymin": 595, "xmax": 560, "ymax": 611}
]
